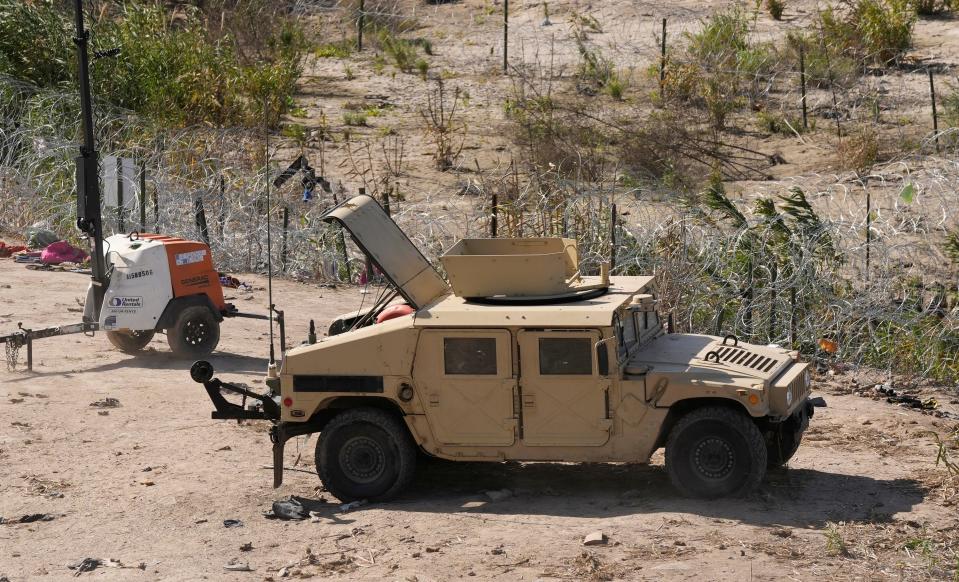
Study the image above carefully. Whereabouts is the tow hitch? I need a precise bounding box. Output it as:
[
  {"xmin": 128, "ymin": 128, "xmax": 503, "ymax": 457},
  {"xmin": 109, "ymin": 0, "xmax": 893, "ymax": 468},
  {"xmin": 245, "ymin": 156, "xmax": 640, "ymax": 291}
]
[
  {"xmin": 191, "ymin": 360, "xmax": 314, "ymax": 487},
  {"xmin": 190, "ymin": 360, "xmax": 280, "ymax": 421}
]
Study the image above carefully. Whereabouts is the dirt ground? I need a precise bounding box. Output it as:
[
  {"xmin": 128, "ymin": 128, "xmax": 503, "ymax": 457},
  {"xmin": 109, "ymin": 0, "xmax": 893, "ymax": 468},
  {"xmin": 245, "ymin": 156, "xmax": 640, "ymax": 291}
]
[{"xmin": 1, "ymin": 260, "xmax": 958, "ymax": 581}]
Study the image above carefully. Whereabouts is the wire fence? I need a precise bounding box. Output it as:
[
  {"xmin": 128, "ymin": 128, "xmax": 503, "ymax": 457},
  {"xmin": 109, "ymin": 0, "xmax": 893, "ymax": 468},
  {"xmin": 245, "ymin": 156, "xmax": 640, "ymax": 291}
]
[{"xmin": 2, "ymin": 0, "xmax": 959, "ymax": 382}]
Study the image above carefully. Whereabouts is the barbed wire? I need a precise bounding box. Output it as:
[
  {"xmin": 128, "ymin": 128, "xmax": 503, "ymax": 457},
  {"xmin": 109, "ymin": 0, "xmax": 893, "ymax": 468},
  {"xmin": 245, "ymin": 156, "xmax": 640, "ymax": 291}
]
[{"xmin": 2, "ymin": 0, "xmax": 959, "ymax": 383}]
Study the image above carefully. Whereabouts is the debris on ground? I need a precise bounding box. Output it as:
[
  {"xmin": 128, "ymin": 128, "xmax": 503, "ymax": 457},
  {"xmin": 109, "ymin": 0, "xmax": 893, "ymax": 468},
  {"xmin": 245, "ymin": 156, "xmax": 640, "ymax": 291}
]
[
  {"xmin": 67, "ymin": 558, "xmax": 101, "ymax": 575},
  {"xmin": 772, "ymin": 528, "xmax": 793, "ymax": 538},
  {"xmin": 40, "ymin": 241, "xmax": 88, "ymax": 265},
  {"xmin": 339, "ymin": 499, "xmax": 368, "ymax": 512},
  {"xmin": 222, "ymin": 519, "xmax": 243, "ymax": 528},
  {"xmin": 25, "ymin": 228, "xmax": 58, "ymax": 249},
  {"xmin": 484, "ymin": 489, "xmax": 513, "ymax": 502},
  {"xmin": 223, "ymin": 559, "xmax": 252, "ymax": 572},
  {"xmin": 89, "ymin": 397, "xmax": 120, "ymax": 408},
  {"xmin": 583, "ymin": 531, "xmax": 607, "ymax": 546},
  {"xmin": 1, "ymin": 513, "xmax": 57, "ymax": 525},
  {"xmin": 0, "ymin": 241, "xmax": 28, "ymax": 258},
  {"xmin": 240, "ymin": 542, "xmax": 253, "ymax": 552},
  {"xmin": 265, "ymin": 496, "xmax": 329, "ymax": 520}
]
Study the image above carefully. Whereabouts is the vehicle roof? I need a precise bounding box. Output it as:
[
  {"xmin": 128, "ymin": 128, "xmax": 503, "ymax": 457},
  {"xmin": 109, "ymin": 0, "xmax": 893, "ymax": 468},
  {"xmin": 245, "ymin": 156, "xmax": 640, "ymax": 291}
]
[{"xmin": 413, "ymin": 276, "xmax": 654, "ymax": 328}]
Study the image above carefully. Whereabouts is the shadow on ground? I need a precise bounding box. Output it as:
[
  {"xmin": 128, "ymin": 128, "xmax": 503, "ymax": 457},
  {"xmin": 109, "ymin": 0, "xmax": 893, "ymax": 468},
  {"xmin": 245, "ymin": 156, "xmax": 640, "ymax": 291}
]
[{"xmin": 287, "ymin": 461, "xmax": 926, "ymax": 529}]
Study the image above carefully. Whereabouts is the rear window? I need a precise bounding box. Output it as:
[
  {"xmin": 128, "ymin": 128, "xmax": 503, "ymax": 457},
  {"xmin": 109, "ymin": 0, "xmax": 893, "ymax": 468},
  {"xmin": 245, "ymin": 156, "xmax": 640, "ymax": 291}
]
[
  {"xmin": 444, "ymin": 337, "xmax": 498, "ymax": 375},
  {"xmin": 539, "ymin": 337, "xmax": 593, "ymax": 375}
]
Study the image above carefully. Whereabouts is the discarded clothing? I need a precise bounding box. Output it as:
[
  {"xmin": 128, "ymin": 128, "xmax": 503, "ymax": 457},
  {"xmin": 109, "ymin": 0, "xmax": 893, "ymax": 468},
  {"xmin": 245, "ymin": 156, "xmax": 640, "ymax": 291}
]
[
  {"xmin": 0, "ymin": 242, "xmax": 27, "ymax": 258},
  {"xmin": 41, "ymin": 241, "xmax": 88, "ymax": 265},
  {"xmin": 26, "ymin": 228, "xmax": 58, "ymax": 249},
  {"xmin": 264, "ymin": 496, "xmax": 328, "ymax": 520}
]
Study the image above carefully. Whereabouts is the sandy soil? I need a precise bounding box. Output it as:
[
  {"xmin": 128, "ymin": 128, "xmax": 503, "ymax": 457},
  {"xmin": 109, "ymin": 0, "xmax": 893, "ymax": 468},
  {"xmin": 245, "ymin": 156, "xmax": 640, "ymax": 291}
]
[{"xmin": 1, "ymin": 259, "xmax": 958, "ymax": 581}]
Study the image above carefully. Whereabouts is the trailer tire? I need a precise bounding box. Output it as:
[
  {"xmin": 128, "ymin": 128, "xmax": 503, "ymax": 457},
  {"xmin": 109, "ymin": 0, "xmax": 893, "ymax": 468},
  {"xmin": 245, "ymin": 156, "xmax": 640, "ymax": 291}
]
[
  {"xmin": 665, "ymin": 406, "xmax": 767, "ymax": 499},
  {"xmin": 167, "ymin": 305, "xmax": 220, "ymax": 358},
  {"xmin": 316, "ymin": 408, "xmax": 416, "ymax": 503},
  {"xmin": 106, "ymin": 330, "xmax": 155, "ymax": 353}
]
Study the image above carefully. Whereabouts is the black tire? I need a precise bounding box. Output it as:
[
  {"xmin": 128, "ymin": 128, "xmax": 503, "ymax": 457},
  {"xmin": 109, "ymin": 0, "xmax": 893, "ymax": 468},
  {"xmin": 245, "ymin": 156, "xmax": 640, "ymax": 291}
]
[
  {"xmin": 316, "ymin": 408, "xmax": 416, "ymax": 502},
  {"xmin": 106, "ymin": 329, "xmax": 155, "ymax": 353},
  {"xmin": 167, "ymin": 305, "xmax": 220, "ymax": 358},
  {"xmin": 665, "ymin": 406, "xmax": 767, "ymax": 499}
]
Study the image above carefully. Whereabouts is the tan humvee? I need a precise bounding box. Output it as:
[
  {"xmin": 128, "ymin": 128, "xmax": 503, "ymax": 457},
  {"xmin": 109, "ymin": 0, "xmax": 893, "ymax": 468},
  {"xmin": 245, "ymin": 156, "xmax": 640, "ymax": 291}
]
[{"xmin": 194, "ymin": 195, "xmax": 815, "ymax": 501}]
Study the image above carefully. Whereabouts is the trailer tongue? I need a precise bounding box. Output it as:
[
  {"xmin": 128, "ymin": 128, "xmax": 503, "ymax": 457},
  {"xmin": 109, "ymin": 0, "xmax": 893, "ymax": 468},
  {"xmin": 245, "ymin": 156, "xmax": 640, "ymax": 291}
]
[{"xmin": 2, "ymin": 1, "xmax": 275, "ymax": 371}]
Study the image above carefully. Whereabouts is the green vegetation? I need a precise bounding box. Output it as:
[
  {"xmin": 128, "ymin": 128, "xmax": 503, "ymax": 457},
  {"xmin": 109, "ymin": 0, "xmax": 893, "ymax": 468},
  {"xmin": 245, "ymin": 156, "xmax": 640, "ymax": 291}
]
[
  {"xmin": 0, "ymin": 1, "xmax": 305, "ymax": 127},
  {"xmin": 375, "ymin": 29, "xmax": 433, "ymax": 75},
  {"xmin": 765, "ymin": 0, "xmax": 786, "ymax": 20},
  {"xmin": 315, "ymin": 41, "xmax": 353, "ymax": 59},
  {"xmin": 819, "ymin": 0, "xmax": 916, "ymax": 64},
  {"xmin": 343, "ymin": 111, "xmax": 368, "ymax": 126}
]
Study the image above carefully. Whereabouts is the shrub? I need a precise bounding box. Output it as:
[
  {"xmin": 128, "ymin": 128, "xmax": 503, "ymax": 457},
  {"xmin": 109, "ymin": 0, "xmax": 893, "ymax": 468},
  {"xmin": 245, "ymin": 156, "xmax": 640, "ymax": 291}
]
[
  {"xmin": 315, "ymin": 42, "xmax": 352, "ymax": 59},
  {"xmin": 757, "ymin": 111, "xmax": 809, "ymax": 134},
  {"xmin": 377, "ymin": 29, "xmax": 419, "ymax": 73},
  {"xmin": 0, "ymin": 2, "xmax": 304, "ymax": 128},
  {"xmin": 766, "ymin": 0, "xmax": 786, "ymax": 19},
  {"xmin": 343, "ymin": 111, "xmax": 368, "ymax": 126},
  {"xmin": 819, "ymin": 0, "xmax": 916, "ymax": 65},
  {"xmin": 416, "ymin": 58, "xmax": 430, "ymax": 80},
  {"xmin": 911, "ymin": 0, "xmax": 957, "ymax": 15},
  {"xmin": 837, "ymin": 125, "xmax": 880, "ymax": 172}
]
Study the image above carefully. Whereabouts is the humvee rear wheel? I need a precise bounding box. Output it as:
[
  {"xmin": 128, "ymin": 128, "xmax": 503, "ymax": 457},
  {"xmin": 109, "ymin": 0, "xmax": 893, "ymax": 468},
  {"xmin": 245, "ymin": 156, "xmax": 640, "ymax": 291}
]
[
  {"xmin": 665, "ymin": 406, "xmax": 767, "ymax": 499},
  {"xmin": 106, "ymin": 330, "xmax": 155, "ymax": 353},
  {"xmin": 316, "ymin": 408, "xmax": 416, "ymax": 502},
  {"xmin": 167, "ymin": 305, "xmax": 220, "ymax": 358}
]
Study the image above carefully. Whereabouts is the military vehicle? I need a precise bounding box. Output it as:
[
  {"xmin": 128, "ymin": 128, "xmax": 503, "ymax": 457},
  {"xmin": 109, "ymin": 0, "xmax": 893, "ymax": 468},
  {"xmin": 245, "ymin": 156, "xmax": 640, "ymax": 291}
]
[{"xmin": 193, "ymin": 194, "xmax": 815, "ymax": 500}]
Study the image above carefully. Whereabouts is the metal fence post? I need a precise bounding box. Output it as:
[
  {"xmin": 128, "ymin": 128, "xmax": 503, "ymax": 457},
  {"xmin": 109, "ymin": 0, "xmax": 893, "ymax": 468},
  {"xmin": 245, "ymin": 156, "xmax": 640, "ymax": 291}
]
[
  {"xmin": 659, "ymin": 18, "xmax": 667, "ymax": 92},
  {"xmin": 929, "ymin": 69, "xmax": 940, "ymax": 153},
  {"xmin": 799, "ymin": 44, "xmax": 808, "ymax": 130},
  {"xmin": 503, "ymin": 0, "xmax": 509, "ymax": 74}
]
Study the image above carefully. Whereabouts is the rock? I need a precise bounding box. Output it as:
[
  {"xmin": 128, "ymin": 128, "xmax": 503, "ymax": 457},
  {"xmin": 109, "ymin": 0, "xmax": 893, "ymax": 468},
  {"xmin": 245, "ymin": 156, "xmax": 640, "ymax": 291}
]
[
  {"xmin": 339, "ymin": 499, "xmax": 368, "ymax": 512},
  {"xmin": 224, "ymin": 559, "xmax": 252, "ymax": 572},
  {"xmin": 217, "ymin": 445, "xmax": 232, "ymax": 451},
  {"xmin": 484, "ymin": 489, "xmax": 513, "ymax": 502},
  {"xmin": 425, "ymin": 546, "xmax": 440, "ymax": 553},
  {"xmin": 240, "ymin": 542, "xmax": 253, "ymax": 552},
  {"xmin": 223, "ymin": 519, "xmax": 243, "ymax": 528},
  {"xmin": 583, "ymin": 531, "xmax": 607, "ymax": 546},
  {"xmin": 490, "ymin": 547, "xmax": 505, "ymax": 555},
  {"xmin": 97, "ymin": 411, "xmax": 109, "ymax": 416},
  {"xmin": 771, "ymin": 528, "xmax": 792, "ymax": 538},
  {"xmin": 90, "ymin": 397, "xmax": 120, "ymax": 408},
  {"xmin": 673, "ymin": 540, "xmax": 686, "ymax": 546}
]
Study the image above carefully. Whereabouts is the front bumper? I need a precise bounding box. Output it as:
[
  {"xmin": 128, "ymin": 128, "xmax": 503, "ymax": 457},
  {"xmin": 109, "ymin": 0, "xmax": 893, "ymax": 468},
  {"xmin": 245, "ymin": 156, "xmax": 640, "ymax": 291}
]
[{"xmin": 192, "ymin": 360, "xmax": 313, "ymax": 488}]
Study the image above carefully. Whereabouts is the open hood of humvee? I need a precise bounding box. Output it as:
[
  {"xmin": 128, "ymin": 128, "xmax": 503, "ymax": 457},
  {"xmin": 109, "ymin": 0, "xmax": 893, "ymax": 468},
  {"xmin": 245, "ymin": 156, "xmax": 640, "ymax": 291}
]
[{"xmin": 322, "ymin": 195, "xmax": 449, "ymax": 309}]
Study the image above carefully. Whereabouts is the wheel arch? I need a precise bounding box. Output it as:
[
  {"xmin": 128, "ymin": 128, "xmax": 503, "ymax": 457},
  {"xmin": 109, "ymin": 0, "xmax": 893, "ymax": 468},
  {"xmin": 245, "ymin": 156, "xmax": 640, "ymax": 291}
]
[
  {"xmin": 306, "ymin": 396, "xmax": 409, "ymax": 433},
  {"xmin": 653, "ymin": 397, "xmax": 755, "ymax": 451},
  {"xmin": 155, "ymin": 294, "xmax": 222, "ymax": 330}
]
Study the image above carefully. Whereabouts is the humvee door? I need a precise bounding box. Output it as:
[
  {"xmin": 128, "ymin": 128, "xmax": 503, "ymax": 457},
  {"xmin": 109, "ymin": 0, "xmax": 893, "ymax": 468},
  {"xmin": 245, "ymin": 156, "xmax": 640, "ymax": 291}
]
[
  {"xmin": 517, "ymin": 330, "xmax": 612, "ymax": 446},
  {"xmin": 413, "ymin": 329, "xmax": 517, "ymax": 446}
]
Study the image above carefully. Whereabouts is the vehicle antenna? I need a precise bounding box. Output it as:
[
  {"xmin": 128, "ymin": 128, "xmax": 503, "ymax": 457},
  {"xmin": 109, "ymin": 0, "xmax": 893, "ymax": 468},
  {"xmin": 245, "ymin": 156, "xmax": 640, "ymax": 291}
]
[{"xmin": 265, "ymin": 99, "xmax": 276, "ymax": 368}]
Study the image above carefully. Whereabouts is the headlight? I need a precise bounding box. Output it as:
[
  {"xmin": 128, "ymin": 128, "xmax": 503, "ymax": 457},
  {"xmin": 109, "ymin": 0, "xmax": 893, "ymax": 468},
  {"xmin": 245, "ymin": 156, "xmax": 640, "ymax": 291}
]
[{"xmin": 786, "ymin": 387, "xmax": 793, "ymax": 406}]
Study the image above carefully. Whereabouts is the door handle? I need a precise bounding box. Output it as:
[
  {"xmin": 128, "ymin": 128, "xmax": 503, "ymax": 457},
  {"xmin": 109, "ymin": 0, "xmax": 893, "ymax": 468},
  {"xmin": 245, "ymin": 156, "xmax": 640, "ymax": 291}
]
[
  {"xmin": 522, "ymin": 394, "xmax": 535, "ymax": 408},
  {"xmin": 428, "ymin": 393, "xmax": 439, "ymax": 407}
]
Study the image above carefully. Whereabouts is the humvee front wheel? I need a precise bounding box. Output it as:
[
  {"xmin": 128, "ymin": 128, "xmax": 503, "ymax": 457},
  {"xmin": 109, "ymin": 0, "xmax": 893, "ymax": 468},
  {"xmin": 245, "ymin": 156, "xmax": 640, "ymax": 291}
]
[
  {"xmin": 665, "ymin": 406, "xmax": 767, "ymax": 499},
  {"xmin": 316, "ymin": 408, "xmax": 416, "ymax": 502}
]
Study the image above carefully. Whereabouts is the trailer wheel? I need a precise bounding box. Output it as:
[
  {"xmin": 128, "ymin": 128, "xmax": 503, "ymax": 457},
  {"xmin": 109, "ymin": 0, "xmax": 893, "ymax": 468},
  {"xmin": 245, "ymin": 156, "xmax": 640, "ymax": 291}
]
[
  {"xmin": 665, "ymin": 406, "xmax": 767, "ymax": 499},
  {"xmin": 106, "ymin": 330, "xmax": 155, "ymax": 353},
  {"xmin": 167, "ymin": 305, "xmax": 220, "ymax": 358},
  {"xmin": 316, "ymin": 408, "xmax": 416, "ymax": 502}
]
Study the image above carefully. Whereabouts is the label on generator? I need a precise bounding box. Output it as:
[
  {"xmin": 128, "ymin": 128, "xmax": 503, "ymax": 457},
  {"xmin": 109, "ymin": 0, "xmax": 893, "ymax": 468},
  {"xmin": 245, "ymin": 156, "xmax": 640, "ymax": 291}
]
[
  {"xmin": 175, "ymin": 249, "xmax": 207, "ymax": 266},
  {"xmin": 108, "ymin": 296, "xmax": 143, "ymax": 309}
]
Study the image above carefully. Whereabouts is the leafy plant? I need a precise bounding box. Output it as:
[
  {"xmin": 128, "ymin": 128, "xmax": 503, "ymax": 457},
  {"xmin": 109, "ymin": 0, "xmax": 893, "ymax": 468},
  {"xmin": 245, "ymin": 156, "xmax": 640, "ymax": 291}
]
[
  {"xmin": 837, "ymin": 125, "xmax": 881, "ymax": 172},
  {"xmin": 419, "ymin": 80, "xmax": 464, "ymax": 170},
  {"xmin": 819, "ymin": 0, "xmax": 917, "ymax": 65},
  {"xmin": 766, "ymin": 0, "xmax": 786, "ymax": 19},
  {"xmin": 343, "ymin": 111, "xmax": 368, "ymax": 126},
  {"xmin": 824, "ymin": 523, "xmax": 850, "ymax": 557}
]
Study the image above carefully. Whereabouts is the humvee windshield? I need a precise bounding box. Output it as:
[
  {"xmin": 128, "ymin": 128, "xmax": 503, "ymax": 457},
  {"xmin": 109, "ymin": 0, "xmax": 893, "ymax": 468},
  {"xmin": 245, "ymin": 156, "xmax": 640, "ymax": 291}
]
[{"xmin": 616, "ymin": 304, "xmax": 662, "ymax": 362}]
